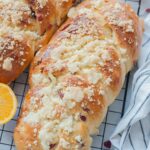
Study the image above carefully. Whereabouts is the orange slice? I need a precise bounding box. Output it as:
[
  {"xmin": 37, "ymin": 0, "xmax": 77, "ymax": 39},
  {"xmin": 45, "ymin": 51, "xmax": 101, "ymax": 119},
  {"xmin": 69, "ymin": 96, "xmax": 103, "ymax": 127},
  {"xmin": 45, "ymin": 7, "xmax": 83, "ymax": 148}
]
[{"xmin": 0, "ymin": 83, "xmax": 17, "ymax": 124}]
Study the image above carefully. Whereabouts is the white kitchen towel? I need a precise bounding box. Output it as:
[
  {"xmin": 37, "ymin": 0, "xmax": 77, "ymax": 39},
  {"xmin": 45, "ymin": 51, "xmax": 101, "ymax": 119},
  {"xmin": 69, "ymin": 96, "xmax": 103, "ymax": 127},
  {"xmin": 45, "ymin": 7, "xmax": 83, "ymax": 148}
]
[{"xmin": 110, "ymin": 12, "xmax": 150, "ymax": 150}]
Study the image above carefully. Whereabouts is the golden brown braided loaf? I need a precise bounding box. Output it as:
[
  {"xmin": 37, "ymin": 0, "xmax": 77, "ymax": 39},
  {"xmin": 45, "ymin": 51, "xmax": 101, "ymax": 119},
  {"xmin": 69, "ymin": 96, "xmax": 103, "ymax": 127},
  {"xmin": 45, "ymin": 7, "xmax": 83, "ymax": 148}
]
[
  {"xmin": 0, "ymin": 0, "xmax": 78, "ymax": 83},
  {"xmin": 14, "ymin": 0, "xmax": 143, "ymax": 149}
]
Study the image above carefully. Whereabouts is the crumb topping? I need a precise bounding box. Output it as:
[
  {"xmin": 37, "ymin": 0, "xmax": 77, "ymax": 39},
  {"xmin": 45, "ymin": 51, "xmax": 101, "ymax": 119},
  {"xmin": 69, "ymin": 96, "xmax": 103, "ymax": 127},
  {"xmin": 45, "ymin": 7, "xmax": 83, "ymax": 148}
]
[
  {"xmin": 103, "ymin": 3, "xmax": 134, "ymax": 33},
  {"xmin": 37, "ymin": 0, "xmax": 48, "ymax": 8},
  {"xmin": 2, "ymin": 57, "xmax": 14, "ymax": 71}
]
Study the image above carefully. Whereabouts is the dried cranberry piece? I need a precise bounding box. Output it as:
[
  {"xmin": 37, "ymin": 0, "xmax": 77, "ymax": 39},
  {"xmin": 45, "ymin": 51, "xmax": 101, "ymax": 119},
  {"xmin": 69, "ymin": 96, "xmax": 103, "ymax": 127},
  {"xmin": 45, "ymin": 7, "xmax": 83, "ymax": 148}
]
[
  {"xmin": 104, "ymin": 140, "xmax": 112, "ymax": 149},
  {"xmin": 80, "ymin": 115, "xmax": 86, "ymax": 121},
  {"xmin": 81, "ymin": 143, "xmax": 85, "ymax": 147},
  {"xmin": 49, "ymin": 144, "xmax": 56, "ymax": 149},
  {"xmin": 37, "ymin": 14, "xmax": 43, "ymax": 21},
  {"xmin": 146, "ymin": 8, "xmax": 150, "ymax": 13}
]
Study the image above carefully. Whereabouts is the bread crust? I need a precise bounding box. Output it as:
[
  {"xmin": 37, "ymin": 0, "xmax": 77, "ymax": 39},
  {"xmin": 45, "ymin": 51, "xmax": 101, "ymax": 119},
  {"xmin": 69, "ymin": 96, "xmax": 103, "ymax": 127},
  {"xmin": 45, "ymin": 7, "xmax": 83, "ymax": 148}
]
[
  {"xmin": 14, "ymin": 0, "xmax": 143, "ymax": 150},
  {"xmin": 0, "ymin": 0, "xmax": 77, "ymax": 83}
]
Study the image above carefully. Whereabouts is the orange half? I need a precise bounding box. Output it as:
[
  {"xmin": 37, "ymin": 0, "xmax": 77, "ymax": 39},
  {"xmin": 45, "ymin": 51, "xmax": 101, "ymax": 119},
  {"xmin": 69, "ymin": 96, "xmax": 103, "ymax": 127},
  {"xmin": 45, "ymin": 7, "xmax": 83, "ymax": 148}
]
[{"xmin": 0, "ymin": 83, "xmax": 17, "ymax": 124}]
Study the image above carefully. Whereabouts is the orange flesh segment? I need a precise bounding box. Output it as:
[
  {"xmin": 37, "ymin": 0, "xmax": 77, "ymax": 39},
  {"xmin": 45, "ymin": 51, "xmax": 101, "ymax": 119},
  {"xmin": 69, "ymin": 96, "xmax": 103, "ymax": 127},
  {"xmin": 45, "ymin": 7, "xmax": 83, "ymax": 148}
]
[{"xmin": 0, "ymin": 83, "xmax": 17, "ymax": 124}]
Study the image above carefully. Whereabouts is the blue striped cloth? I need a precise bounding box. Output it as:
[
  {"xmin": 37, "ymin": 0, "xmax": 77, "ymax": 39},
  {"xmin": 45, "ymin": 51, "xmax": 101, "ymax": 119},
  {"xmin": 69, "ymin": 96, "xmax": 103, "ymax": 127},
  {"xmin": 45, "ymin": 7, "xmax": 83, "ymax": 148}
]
[{"xmin": 110, "ymin": 14, "xmax": 150, "ymax": 150}]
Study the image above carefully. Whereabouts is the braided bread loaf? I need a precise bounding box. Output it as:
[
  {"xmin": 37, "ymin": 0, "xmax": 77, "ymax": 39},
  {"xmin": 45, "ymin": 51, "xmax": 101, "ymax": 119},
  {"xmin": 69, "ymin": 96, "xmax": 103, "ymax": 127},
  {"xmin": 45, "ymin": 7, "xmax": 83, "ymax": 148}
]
[
  {"xmin": 0, "ymin": 0, "xmax": 78, "ymax": 83},
  {"xmin": 14, "ymin": 0, "xmax": 143, "ymax": 149}
]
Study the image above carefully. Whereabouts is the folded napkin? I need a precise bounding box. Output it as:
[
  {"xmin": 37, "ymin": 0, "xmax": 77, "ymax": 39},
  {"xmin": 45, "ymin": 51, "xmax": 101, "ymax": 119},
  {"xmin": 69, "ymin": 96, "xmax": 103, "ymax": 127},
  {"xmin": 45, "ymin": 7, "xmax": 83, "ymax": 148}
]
[{"xmin": 110, "ymin": 12, "xmax": 150, "ymax": 150}]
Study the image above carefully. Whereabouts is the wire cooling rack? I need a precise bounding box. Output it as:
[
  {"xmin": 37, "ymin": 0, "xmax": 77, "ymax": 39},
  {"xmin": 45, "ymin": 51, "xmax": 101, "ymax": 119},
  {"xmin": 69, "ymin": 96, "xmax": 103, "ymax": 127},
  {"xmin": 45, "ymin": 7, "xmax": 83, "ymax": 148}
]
[{"xmin": 0, "ymin": 0, "xmax": 144, "ymax": 149}]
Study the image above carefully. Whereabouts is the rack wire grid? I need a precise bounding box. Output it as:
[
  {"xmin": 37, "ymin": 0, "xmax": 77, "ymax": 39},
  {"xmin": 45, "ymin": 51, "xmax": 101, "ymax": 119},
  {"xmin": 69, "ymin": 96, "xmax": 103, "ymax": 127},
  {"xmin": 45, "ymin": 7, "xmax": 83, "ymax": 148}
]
[{"xmin": 0, "ymin": 0, "xmax": 143, "ymax": 149}]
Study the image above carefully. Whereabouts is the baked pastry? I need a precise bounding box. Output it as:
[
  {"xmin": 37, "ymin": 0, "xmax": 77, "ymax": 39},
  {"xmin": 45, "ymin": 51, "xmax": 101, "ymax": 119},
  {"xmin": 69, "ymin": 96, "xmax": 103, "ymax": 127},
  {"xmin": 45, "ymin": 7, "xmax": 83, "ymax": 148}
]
[
  {"xmin": 14, "ymin": 0, "xmax": 143, "ymax": 149},
  {"xmin": 0, "ymin": 0, "xmax": 78, "ymax": 84}
]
